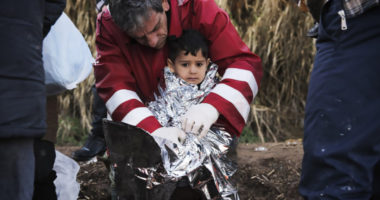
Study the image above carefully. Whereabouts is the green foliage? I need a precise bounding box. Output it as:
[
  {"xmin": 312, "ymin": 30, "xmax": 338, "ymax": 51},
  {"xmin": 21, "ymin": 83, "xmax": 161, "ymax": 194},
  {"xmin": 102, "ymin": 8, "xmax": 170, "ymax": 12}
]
[
  {"xmin": 57, "ymin": 115, "xmax": 88, "ymax": 146},
  {"xmin": 239, "ymin": 126, "xmax": 260, "ymax": 143}
]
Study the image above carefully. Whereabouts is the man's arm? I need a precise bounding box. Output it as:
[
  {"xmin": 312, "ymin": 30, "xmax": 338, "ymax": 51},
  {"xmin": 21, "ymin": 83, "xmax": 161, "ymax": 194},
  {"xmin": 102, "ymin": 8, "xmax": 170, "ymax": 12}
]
[
  {"xmin": 182, "ymin": 0, "xmax": 263, "ymax": 137},
  {"xmin": 94, "ymin": 12, "xmax": 162, "ymax": 134}
]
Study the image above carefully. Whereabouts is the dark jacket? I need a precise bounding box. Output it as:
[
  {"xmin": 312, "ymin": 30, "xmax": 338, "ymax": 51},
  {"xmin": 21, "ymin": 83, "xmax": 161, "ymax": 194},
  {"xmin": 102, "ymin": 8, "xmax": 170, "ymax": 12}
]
[{"xmin": 0, "ymin": 0, "xmax": 66, "ymax": 139}]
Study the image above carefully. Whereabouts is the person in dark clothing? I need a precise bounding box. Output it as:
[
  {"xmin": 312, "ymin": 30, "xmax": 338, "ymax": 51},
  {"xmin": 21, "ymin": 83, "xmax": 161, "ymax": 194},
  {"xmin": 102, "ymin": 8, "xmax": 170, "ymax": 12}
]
[
  {"xmin": 299, "ymin": 0, "xmax": 380, "ymax": 199},
  {"xmin": 33, "ymin": 96, "xmax": 60, "ymax": 200},
  {"xmin": 71, "ymin": 0, "xmax": 108, "ymax": 162},
  {"xmin": 35, "ymin": 2, "xmax": 66, "ymax": 199},
  {"xmin": 72, "ymin": 85, "xmax": 107, "ymax": 161},
  {"xmin": 0, "ymin": 0, "xmax": 65, "ymax": 199}
]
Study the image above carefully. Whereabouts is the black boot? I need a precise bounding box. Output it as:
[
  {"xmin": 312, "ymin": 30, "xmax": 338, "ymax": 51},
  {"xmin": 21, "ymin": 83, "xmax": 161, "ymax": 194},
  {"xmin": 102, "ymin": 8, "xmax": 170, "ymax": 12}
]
[
  {"xmin": 72, "ymin": 134, "xmax": 107, "ymax": 161},
  {"xmin": 72, "ymin": 85, "xmax": 107, "ymax": 161}
]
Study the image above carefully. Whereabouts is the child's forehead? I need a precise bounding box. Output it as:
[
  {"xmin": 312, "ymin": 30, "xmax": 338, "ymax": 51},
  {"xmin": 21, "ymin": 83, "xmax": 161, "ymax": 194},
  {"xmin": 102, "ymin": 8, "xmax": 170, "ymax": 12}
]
[{"xmin": 177, "ymin": 49, "xmax": 207, "ymax": 58}]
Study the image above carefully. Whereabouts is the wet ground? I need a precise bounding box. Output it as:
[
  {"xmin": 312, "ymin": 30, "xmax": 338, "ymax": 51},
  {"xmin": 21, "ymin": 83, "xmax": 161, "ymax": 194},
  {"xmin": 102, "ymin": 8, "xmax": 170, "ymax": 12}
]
[{"xmin": 57, "ymin": 142, "xmax": 304, "ymax": 200}]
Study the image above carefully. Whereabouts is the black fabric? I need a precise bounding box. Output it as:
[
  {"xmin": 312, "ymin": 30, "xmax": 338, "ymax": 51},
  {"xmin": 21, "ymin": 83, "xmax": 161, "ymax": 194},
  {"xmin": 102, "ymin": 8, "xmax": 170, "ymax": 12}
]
[
  {"xmin": 91, "ymin": 85, "xmax": 107, "ymax": 137},
  {"xmin": 0, "ymin": 138, "xmax": 35, "ymax": 200},
  {"xmin": 0, "ymin": 0, "xmax": 65, "ymax": 139},
  {"xmin": 104, "ymin": 120, "xmax": 178, "ymax": 200},
  {"xmin": 113, "ymin": 164, "xmax": 177, "ymax": 200},
  {"xmin": 170, "ymin": 186, "xmax": 206, "ymax": 200},
  {"xmin": 103, "ymin": 120, "xmax": 162, "ymax": 168},
  {"xmin": 33, "ymin": 139, "xmax": 57, "ymax": 200},
  {"xmin": 43, "ymin": 0, "xmax": 67, "ymax": 37},
  {"xmin": 306, "ymin": 0, "xmax": 325, "ymax": 22}
]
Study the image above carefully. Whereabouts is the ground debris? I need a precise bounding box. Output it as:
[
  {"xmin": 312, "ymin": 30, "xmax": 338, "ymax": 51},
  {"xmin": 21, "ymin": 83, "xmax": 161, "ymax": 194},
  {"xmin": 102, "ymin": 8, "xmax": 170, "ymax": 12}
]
[{"xmin": 57, "ymin": 142, "xmax": 303, "ymax": 200}]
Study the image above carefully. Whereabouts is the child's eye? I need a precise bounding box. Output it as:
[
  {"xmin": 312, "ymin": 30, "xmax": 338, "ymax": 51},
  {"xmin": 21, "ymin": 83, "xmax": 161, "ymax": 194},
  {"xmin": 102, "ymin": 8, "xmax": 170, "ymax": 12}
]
[
  {"xmin": 196, "ymin": 63, "xmax": 204, "ymax": 67},
  {"xmin": 181, "ymin": 63, "xmax": 189, "ymax": 67}
]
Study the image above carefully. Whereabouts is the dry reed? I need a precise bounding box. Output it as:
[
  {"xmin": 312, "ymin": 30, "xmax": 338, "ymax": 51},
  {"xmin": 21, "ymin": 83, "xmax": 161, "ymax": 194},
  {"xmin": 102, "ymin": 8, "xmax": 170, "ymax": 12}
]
[
  {"xmin": 57, "ymin": 0, "xmax": 97, "ymax": 140},
  {"xmin": 221, "ymin": 0, "xmax": 315, "ymax": 142}
]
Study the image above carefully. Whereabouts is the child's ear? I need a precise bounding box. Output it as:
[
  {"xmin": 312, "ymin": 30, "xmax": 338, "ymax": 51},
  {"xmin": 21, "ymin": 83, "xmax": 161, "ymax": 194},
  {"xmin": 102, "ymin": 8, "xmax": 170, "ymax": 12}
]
[
  {"xmin": 167, "ymin": 58, "xmax": 175, "ymax": 72},
  {"xmin": 206, "ymin": 58, "xmax": 211, "ymax": 66}
]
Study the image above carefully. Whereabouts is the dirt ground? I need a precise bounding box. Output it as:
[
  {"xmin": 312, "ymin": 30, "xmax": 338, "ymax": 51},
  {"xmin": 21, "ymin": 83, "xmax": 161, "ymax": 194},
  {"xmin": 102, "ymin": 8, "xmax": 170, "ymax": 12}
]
[{"xmin": 56, "ymin": 141, "xmax": 304, "ymax": 200}]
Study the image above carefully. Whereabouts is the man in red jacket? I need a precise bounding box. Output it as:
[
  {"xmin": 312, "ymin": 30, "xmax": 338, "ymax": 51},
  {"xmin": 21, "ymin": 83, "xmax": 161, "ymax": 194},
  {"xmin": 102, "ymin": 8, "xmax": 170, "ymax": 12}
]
[
  {"xmin": 95, "ymin": 0, "xmax": 262, "ymax": 140},
  {"xmin": 95, "ymin": 0, "xmax": 262, "ymax": 198}
]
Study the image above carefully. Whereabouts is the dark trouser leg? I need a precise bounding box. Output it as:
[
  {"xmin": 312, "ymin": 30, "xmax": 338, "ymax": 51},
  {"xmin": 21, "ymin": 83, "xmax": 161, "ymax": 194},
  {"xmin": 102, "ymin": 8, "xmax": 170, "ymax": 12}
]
[
  {"xmin": 91, "ymin": 85, "xmax": 107, "ymax": 138},
  {"xmin": 33, "ymin": 139, "xmax": 57, "ymax": 200},
  {"xmin": 72, "ymin": 85, "xmax": 107, "ymax": 161},
  {"xmin": 372, "ymin": 162, "xmax": 380, "ymax": 200},
  {"xmin": 0, "ymin": 138, "xmax": 35, "ymax": 200},
  {"xmin": 299, "ymin": 2, "xmax": 380, "ymax": 199}
]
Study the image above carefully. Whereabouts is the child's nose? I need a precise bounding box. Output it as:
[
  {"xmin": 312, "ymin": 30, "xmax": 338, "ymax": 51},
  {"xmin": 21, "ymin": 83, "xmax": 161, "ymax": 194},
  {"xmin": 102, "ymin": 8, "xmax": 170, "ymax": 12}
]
[{"xmin": 190, "ymin": 65, "xmax": 198, "ymax": 73}]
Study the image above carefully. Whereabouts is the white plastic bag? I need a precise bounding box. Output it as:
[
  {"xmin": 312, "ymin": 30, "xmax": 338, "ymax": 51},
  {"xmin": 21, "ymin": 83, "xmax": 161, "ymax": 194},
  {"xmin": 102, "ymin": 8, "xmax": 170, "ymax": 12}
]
[
  {"xmin": 43, "ymin": 12, "xmax": 94, "ymax": 95},
  {"xmin": 54, "ymin": 150, "xmax": 80, "ymax": 200}
]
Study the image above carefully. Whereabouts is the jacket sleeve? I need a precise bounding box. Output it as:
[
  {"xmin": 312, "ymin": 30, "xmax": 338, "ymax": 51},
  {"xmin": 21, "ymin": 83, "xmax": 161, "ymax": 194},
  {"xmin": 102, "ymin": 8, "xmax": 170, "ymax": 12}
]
[
  {"xmin": 191, "ymin": 0, "xmax": 263, "ymax": 136},
  {"xmin": 94, "ymin": 13, "xmax": 162, "ymax": 133},
  {"xmin": 43, "ymin": 0, "xmax": 66, "ymax": 38}
]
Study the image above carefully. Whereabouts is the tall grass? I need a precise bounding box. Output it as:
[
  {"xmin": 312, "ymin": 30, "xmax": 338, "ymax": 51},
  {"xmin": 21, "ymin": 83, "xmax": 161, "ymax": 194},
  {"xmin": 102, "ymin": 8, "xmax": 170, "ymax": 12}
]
[
  {"xmin": 57, "ymin": 0, "xmax": 97, "ymax": 143},
  {"xmin": 220, "ymin": 0, "xmax": 315, "ymax": 142}
]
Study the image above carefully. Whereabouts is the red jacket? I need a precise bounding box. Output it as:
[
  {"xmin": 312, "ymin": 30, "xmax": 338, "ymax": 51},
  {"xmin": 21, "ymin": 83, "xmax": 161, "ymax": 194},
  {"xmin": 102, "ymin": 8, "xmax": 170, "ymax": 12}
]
[{"xmin": 94, "ymin": 0, "xmax": 262, "ymax": 136}]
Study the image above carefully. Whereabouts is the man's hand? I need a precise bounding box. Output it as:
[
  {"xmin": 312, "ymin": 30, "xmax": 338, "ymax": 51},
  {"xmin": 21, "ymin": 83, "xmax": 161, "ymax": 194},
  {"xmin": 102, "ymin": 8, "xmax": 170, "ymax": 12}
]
[
  {"xmin": 181, "ymin": 103, "xmax": 219, "ymax": 139},
  {"xmin": 151, "ymin": 127, "xmax": 186, "ymax": 146}
]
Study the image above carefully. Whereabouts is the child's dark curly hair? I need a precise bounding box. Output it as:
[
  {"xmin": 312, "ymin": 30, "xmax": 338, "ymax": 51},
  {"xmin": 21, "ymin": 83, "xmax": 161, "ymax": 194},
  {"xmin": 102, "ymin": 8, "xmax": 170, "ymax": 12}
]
[{"xmin": 168, "ymin": 29, "xmax": 209, "ymax": 62}]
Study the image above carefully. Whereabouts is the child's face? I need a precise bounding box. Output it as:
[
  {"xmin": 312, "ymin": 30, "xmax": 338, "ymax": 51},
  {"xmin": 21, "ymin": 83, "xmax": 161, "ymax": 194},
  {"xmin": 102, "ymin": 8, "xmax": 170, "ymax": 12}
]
[{"xmin": 168, "ymin": 50, "xmax": 210, "ymax": 85}]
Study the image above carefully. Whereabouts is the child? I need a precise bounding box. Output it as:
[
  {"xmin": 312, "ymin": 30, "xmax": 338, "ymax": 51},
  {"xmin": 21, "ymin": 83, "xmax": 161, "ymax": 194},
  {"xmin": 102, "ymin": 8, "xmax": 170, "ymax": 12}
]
[
  {"xmin": 146, "ymin": 29, "xmax": 239, "ymax": 200},
  {"xmin": 108, "ymin": 30, "xmax": 239, "ymax": 200}
]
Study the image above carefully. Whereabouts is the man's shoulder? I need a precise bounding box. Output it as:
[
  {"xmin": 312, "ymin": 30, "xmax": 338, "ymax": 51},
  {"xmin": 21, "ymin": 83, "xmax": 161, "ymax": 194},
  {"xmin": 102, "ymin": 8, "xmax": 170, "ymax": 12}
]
[{"xmin": 96, "ymin": 9, "xmax": 131, "ymax": 44}]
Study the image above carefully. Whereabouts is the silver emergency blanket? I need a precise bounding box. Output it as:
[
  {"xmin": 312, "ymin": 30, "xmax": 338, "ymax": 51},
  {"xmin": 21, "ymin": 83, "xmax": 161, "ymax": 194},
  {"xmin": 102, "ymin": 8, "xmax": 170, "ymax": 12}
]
[{"xmin": 139, "ymin": 64, "xmax": 239, "ymax": 199}]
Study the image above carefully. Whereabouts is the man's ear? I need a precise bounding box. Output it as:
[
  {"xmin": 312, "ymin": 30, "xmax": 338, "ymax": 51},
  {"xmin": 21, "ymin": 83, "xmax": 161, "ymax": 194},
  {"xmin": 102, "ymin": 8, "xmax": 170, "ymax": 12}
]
[
  {"xmin": 167, "ymin": 58, "xmax": 175, "ymax": 72},
  {"xmin": 162, "ymin": 0, "xmax": 170, "ymax": 12}
]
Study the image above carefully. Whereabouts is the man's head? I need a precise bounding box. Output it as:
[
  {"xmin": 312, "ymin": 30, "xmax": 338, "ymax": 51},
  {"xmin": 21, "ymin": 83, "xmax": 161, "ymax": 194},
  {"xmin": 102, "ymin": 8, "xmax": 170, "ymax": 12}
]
[
  {"xmin": 109, "ymin": 0, "xmax": 170, "ymax": 49},
  {"xmin": 167, "ymin": 29, "xmax": 210, "ymax": 85}
]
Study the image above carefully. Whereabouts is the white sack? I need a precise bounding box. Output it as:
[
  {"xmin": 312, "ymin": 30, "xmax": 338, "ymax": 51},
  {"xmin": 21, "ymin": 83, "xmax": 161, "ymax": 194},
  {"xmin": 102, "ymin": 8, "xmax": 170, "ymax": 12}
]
[
  {"xmin": 43, "ymin": 12, "xmax": 94, "ymax": 95},
  {"xmin": 54, "ymin": 150, "xmax": 80, "ymax": 200}
]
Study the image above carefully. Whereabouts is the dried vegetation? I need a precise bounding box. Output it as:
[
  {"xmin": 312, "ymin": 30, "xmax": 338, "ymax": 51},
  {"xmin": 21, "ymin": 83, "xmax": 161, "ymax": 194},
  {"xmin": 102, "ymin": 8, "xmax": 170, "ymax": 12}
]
[
  {"xmin": 58, "ymin": 0, "xmax": 97, "ymax": 141},
  {"xmin": 221, "ymin": 0, "xmax": 315, "ymax": 142}
]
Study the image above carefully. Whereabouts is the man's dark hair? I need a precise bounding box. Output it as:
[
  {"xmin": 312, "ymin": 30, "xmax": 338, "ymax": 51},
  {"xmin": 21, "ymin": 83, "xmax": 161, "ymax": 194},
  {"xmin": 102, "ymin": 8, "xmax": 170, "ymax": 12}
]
[
  {"xmin": 168, "ymin": 29, "xmax": 209, "ymax": 62},
  {"xmin": 109, "ymin": 0, "xmax": 164, "ymax": 33}
]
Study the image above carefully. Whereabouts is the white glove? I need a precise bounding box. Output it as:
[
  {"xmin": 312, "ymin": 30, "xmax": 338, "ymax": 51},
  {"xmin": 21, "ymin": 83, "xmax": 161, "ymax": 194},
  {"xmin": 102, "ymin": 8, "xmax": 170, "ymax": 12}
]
[
  {"xmin": 151, "ymin": 127, "xmax": 186, "ymax": 146},
  {"xmin": 181, "ymin": 103, "xmax": 219, "ymax": 139}
]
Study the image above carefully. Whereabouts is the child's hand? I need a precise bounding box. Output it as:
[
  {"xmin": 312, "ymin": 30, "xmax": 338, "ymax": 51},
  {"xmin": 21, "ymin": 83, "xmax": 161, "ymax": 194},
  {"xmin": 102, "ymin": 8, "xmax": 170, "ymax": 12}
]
[
  {"xmin": 181, "ymin": 103, "xmax": 219, "ymax": 139},
  {"xmin": 151, "ymin": 127, "xmax": 186, "ymax": 146}
]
